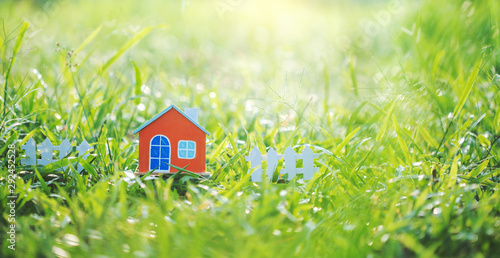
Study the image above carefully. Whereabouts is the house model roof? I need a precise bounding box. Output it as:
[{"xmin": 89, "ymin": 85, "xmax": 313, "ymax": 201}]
[{"xmin": 133, "ymin": 105, "xmax": 210, "ymax": 135}]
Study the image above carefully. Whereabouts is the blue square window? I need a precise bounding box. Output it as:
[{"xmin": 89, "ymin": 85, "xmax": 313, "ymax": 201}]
[{"xmin": 178, "ymin": 140, "xmax": 196, "ymax": 159}]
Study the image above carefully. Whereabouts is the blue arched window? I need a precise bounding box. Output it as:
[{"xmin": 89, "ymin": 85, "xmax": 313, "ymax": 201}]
[{"xmin": 150, "ymin": 135, "xmax": 170, "ymax": 171}]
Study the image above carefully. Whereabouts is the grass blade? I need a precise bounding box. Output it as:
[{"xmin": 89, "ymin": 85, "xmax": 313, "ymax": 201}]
[
  {"xmin": 468, "ymin": 159, "xmax": 489, "ymax": 178},
  {"xmin": 3, "ymin": 21, "xmax": 29, "ymax": 117},
  {"xmin": 132, "ymin": 61, "xmax": 142, "ymax": 105},
  {"xmin": 34, "ymin": 167, "xmax": 50, "ymax": 194},
  {"xmin": 420, "ymin": 126, "xmax": 439, "ymax": 148},
  {"xmin": 392, "ymin": 115, "xmax": 411, "ymax": 166},
  {"xmin": 376, "ymin": 99, "xmax": 398, "ymax": 142},
  {"xmin": 335, "ymin": 126, "xmax": 360, "ymax": 154},
  {"xmin": 100, "ymin": 26, "xmax": 153, "ymax": 74},
  {"xmin": 448, "ymin": 155, "xmax": 459, "ymax": 187},
  {"xmin": 0, "ymin": 130, "xmax": 18, "ymax": 155},
  {"xmin": 350, "ymin": 55, "xmax": 358, "ymax": 96},
  {"xmin": 75, "ymin": 25, "xmax": 102, "ymax": 55},
  {"xmin": 453, "ymin": 60, "xmax": 481, "ymax": 119}
]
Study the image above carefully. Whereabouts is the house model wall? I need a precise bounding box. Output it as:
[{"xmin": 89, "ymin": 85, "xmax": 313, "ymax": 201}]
[{"xmin": 133, "ymin": 105, "xmax": 210, "ymax": 174}]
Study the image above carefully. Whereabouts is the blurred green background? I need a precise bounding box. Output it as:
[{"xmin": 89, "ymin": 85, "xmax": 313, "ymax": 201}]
[{"xmin": 1, "ymin": 0, "xmax": 500, "ymax": 257}]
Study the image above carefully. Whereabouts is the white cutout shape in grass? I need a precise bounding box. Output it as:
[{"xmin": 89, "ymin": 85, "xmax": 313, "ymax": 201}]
[
  {"xmin": 21, "ymin": 138, "xmax": 92, "ymax": 173},
  {"xmin": 245, "ymin": 146, "xmax": 319, "ymax": 182}
]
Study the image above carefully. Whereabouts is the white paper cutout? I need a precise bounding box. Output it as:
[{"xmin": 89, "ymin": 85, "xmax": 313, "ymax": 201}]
[{"xmin": 245, "ymin": 146, "xmax": 319, "ymax": 182}]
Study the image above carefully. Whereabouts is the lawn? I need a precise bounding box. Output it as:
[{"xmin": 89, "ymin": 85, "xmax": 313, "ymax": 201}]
[{"xmin": 1, "ymin": 0, "xmax": 500, "ymax": 257}]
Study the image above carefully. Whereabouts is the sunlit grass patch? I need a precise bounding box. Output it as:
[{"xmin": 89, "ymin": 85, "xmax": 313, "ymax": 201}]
[{"xmin": 1, "ymin": 0, "xmax": 500, "ymax": 256}]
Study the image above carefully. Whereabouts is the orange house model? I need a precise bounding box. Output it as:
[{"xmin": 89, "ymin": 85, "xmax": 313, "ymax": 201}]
[{"xmin": 133, "ymin": 105, "xmax": 210, "ymax": 175}]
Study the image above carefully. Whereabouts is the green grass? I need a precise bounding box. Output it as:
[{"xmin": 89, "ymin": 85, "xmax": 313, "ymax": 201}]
[{"xmin": 1, "ymin": 0, "xmax": 500, "ymax": 256}]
